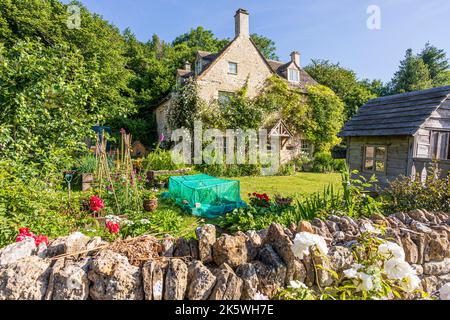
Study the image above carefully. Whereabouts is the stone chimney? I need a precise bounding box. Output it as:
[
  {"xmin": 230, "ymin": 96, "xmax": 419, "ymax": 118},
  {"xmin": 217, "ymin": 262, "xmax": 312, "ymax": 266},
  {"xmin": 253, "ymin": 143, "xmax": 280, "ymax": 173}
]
[
  {"xmin": 235, "ymin": 8, "xmax": 249, "ymax": 38},
  {"xmin": 290, "ymin": 51, "xmax": 301, "ymax": 67},
  {"xmin": 184, "ymin": 61, "xmax": 191, "ymax": 72}
]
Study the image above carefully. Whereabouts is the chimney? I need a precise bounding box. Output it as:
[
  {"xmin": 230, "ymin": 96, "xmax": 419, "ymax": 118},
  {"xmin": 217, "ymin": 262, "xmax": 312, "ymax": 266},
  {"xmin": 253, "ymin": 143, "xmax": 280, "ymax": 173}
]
[
  {"xmin": 184, "ymin": 61, "xmax": 191, "ymax": 72},
  {"xmin": 235, "ymin": 8, "xmax": 249, "ymax": 38},
  {"xmin": 290, "ymin": 51, "xmax": 301, "ymax": 67}
]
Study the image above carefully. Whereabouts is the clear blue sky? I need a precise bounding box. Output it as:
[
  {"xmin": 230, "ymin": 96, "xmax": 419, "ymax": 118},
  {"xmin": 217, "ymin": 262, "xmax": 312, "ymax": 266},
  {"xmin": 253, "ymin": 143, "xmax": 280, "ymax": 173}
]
[{"xmin": 66, "ymin": 0, "xmax": 450, "ymax": 82}]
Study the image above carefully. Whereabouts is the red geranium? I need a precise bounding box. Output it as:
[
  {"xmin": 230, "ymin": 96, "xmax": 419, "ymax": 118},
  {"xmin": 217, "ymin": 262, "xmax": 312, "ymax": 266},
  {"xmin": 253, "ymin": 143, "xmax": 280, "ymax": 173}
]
[
  {"xmin": 16, "ymin": 228, "xmax": 48, "ymax": 247},
  {"xmin": 106, "ymin": 221, "xmax": 120, "ymax": 234},
  {"xmin": 90, "ymin": 195, "xmax": 105, "ymax": 212},
  {"xmin": 249, "ymin": 192, "xmax": 271, "ymax": 207}
]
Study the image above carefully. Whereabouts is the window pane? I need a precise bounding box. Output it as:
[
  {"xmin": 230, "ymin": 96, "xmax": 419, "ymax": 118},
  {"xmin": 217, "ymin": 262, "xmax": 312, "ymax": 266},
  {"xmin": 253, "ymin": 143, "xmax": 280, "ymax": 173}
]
[
  {"xmin": 228, "ymin": 62, "xmax": 237, "ymax": 74},
  {"xmin": 375, "ymin": 146, "xmax": 386, "ymax": 158},
  {"xmin": 365, "ymin": 146, "xmax": 374, "ymax": 158},
  {"xmin": 288, "ymin": 69, "xmax": 299, "ymax": 82},
  {"xmin": 375, "ymin": 160, "xmax": 385, "ymax": 172},
  {"xmin": 365, "ymin": 159, "xmax": 374, "ymax": 171}
]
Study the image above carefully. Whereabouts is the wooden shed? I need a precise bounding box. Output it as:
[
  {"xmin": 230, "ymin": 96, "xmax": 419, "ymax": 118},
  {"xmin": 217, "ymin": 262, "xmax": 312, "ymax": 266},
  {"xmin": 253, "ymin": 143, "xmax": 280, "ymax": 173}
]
[{"xmin": 339, "ymin": 86, "xmax": 450, "ymax": 187}]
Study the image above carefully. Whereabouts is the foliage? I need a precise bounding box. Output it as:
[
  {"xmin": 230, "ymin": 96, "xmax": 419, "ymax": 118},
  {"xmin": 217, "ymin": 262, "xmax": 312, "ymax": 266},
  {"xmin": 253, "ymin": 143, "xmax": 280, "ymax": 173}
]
[
  {"xmin": 305, "ymin": 59, "xmax": 376, "ymax": 120},
  {"xmin": 311, "ymin": 152, "xmax": 346, "ymax": 173},
  {"xmin": 417, "ymin": 42, "xmax": 450, "ymax": 87},
  {"xmin": 143, "ymin": 148, "xmax": 186, "ymax": 172},
  {"xmin": 250, "ymin": 33, "xmax": 279, "ymax": 60},
  {"xmin": 302, "ymin": 84, "xmax": 345, "ymax": 153},
  {"xmin": 196, "ymin": 163, "xmax": 261, "ymax": 177},
  {"xmin": 0, "ymin": 160, "xmax": 95, "ymax": 247},
  {"xmin": 388, "ymin": 48, "xmax": 432, "ymax": 94},
  {"xmin": 383, "ymin": 165, "xmax": 450, "ymax": 213}
]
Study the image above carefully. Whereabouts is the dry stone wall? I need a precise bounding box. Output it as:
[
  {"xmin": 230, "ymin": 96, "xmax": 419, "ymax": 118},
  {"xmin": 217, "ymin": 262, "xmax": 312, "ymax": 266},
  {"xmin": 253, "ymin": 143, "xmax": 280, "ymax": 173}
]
[{"xmin": 0, "ymin": 209, "xmax": 449, "ymax": 300}]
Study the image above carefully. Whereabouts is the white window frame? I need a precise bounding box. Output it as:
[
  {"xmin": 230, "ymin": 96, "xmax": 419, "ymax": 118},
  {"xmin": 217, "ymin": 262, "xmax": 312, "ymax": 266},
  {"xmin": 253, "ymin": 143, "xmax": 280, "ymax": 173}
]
[
  {"xmin": 228, "ymin": 62, "xmax": 238, "ymax": 75},
  {"xmin": 288, "ymin": 68, "xmax": 300, "ymax": 83},
  {"xmin": 430, "ymin": 130, "xmax": 450, "ymax": 160}
]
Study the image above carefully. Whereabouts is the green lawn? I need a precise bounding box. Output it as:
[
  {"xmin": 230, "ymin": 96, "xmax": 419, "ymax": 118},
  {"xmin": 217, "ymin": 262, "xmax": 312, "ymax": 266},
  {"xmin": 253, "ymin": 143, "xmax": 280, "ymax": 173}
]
[{"xmin": 229, "ymin": 172, "xmax": 342, "ymax": 200}]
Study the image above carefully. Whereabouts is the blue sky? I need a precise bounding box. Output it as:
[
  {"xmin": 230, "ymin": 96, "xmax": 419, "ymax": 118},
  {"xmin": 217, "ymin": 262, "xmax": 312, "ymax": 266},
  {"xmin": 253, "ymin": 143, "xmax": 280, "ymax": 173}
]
[{"xmin": 67, "ymin": 0, "xmax": 450, "ymax": 82}]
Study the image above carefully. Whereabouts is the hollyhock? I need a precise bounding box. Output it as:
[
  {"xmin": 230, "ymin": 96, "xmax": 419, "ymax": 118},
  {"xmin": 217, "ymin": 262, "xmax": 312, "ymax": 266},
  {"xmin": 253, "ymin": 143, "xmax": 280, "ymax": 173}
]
[
  {"xmin": 90, "ymin": 195, "xmax": 105, "ymax": 212},
  {"xmin": 106, "ymin": 221, "xmax": 120, "ymax": 234},
  {"xmin": 378, "ymin": 241, "xmax": 405, "ymax": 260}
]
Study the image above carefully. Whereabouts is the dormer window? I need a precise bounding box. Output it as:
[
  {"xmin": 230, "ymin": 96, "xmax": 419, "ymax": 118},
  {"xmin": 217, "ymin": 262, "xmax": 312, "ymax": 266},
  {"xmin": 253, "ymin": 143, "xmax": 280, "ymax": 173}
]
[
  {"xmin": 228, "ymin": 62, "xmax": 238, "ymax": 75},
  {"xmin": 195, "ymin": 59, "xmax": 202, "ymax": 75},
  {"xmin": 288, "ymin": 68, "xmax": 300, "ymax": 83}
]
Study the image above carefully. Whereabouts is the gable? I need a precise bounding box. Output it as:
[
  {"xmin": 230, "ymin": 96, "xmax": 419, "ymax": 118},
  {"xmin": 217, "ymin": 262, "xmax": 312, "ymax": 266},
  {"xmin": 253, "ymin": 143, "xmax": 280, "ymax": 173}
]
[{"xmin": 196, "ymin": 36, "xmax": 273, "ymax": 100}]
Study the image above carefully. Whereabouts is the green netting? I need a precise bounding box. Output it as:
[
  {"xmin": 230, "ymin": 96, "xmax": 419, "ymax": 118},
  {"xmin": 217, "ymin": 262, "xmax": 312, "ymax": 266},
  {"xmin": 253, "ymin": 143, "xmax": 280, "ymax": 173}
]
[{"xmin": 167, "ymin": 174, "xmax": 247, "ymax": 218}]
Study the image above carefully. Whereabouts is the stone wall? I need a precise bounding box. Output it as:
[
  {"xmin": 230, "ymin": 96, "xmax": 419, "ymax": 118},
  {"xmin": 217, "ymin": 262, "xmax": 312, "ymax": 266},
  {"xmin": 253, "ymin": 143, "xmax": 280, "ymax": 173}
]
[{"xmin": 0, "ymin": 209, "xmax": 448, "ymax": 300}]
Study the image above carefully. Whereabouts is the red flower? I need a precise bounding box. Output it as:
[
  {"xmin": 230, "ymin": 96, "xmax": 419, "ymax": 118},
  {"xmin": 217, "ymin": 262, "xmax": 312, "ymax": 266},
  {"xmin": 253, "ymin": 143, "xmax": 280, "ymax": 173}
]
[
  {"xmin": 106, "ymin": 221, "xmax": 120, "ymax": 234},
  {"xmin": 16, "ymin": 227, "xmax": 48, "ymax": 247},
  {"xmin": 90, "ymin": 196, "xmax": 105, "ymax": 212}
]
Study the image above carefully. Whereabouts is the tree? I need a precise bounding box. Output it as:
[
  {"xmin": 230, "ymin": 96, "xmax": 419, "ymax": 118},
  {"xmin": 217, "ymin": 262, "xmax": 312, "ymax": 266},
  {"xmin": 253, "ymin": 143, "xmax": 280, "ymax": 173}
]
[
  {"xmin": 305, "ymin": 60, "xmax": 376, "ymax": 120},
  {"xmin": 418, "ymin": 42, "xmax": 450, "ymax": 86},
  {"xmin": 172, "ymin": 26, "xmax": 229, "ymax": 53},
  {"xmin": 250, "ymin": 33, "xmax": 279, "ymax": 60},
  {"xmin": 389, "ymin": 49, "xmax": 432, "ymax": 94}
]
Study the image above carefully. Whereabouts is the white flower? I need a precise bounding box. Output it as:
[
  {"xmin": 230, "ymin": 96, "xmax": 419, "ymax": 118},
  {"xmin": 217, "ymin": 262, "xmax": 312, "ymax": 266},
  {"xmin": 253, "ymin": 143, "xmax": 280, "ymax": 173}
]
[
  {"xmin": 195, "ymin": 203, "xmax": 201, "ymax": 208},
  {"xmin": 121, "ymin": 219, "xmax": 134, "ymax": 226},
  {"xmin": 378, "ymin": 241, "xmax": 405, "ymax": 260},
  {"xmin": 343, "ymin": 263, "xmax": 364, "ymax": 279},
  {"xmin": 289, "ymin": 280, "xmax": 307, "ymax": 289},
  {"xmin": 384, "ymin": 258, "xmax": 415, "ymax": 280},
  {"xmin": 439, "ymin": 283, "xmax": 450, "ymax": 300},
  {"xmin": 292, "ymin": 232, "xmax": 328, "ymax": 259},
  {"xmin": 401, "ymin": 274, "xmax": 421, "ymax": 292},
  {"xmin": 356, "ymin": 272, "xmax": 374, "ymax": 292},
  {"xmin": 105, "ymin": 215, "xmax": 121, "ymax": 224},
  {"xmin": 254, "ymin": 292, "xmax": 269, "ymax": 300},
  {"xmin": 140, "ymin": 218, "xmax": 150, "ymax": 225},
  {"xmin": 360, "ymin": 222, "xmax": 381, "ymax": 234}
]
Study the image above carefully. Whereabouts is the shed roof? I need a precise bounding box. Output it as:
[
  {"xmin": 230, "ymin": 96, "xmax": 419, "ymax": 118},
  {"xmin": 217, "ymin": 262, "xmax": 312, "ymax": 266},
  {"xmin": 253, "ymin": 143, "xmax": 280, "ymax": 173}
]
[{"xmin": 339, "ymin": 86, "xmax": 450, "ymax": 137}]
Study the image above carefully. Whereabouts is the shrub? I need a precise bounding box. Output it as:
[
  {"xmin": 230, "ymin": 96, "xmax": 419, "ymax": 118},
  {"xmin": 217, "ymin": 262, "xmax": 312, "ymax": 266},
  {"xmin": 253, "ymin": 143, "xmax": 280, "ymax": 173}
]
[
  {"xmin": 312, "ymin": 152, "xmax": 346, "ymax": 173},
  {"xmin": 143, "ymin": 149, "xmax": 186, "ymax": 171},
  {"xmin": 383, "ymin": 166, "xmax": 449, "ymax": 213}
]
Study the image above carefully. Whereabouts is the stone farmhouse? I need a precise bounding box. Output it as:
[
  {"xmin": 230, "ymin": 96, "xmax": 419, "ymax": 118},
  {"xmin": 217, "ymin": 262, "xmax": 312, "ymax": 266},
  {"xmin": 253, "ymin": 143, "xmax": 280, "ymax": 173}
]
[{"xmin": 155, "ymin": 8, "xmax": 317, "ymax": 163}]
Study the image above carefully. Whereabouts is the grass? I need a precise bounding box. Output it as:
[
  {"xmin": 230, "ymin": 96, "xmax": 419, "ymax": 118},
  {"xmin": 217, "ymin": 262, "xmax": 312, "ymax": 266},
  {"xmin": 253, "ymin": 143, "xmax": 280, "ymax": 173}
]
[{"xmin": 229, "ymin": 172, "xmax": 342, "ymax": 200}]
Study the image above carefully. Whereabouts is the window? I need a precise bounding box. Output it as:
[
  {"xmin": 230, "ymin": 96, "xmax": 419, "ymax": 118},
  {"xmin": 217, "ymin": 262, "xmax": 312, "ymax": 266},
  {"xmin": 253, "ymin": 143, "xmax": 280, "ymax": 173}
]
[
  {"xmin": 364, "ymin": 145, "xmax": 386, "ymax": 173},
  {"xmin": 218, "ymin": 91, "xmax": 235, "ymax": 105},
  {"xmin": 288, "ymin": 68, "xmax": 300, "ymax": 83},
  {"xmin": 430, "ymin": 131, "xmax": 450, "ymax": 160},
  {"xmin": 195, "ymin": 59, "xmax": 202, "ymax": 75},
  {"xmin": 228, "ymin": 62, "xmax": 238, "ymax": 75},
  {"xmin": 300, "ymin": 140, "xmax": 309, "ymax": 154}
]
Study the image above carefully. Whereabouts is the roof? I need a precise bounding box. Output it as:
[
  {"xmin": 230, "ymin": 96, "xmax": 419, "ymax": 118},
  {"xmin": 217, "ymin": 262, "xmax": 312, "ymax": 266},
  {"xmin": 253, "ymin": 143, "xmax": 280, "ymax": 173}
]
[
  {"xmin": 339, "ymin": 86, "xmax": 450, "ymax": 137},
  {"xmin": 266, "ymin": 59, "xmax": 317, "ymax": 92}
]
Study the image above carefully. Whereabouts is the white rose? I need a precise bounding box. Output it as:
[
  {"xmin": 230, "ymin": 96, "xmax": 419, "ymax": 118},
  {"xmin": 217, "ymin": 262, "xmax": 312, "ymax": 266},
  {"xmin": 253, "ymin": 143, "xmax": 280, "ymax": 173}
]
[
  {"xmin": 289, "ymin": 280, "xmax": 307, "ymax": 289},
  {"xmin": 439, "ymin": 283, "xmax": 450, "ymax": 300},
  {"xmin": 356, "ymin": 272, "xmax": 374, "ymax": 292},
  {"xmin": 401, "ymin": 274, "xmax": 421, "ymax": 292},
  {"xmin": 378, "ymin": 241, "xmax": 405, "ymax": 260},
  {"xmin": 384, "ymin": 258, "xmax": 415, "ymax": 280}
]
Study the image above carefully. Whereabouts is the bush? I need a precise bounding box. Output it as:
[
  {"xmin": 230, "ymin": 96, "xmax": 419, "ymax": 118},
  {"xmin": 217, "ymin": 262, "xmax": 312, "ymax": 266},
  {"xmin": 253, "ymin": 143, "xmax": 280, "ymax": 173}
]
[
  {"xmin": 383, "ymin": 166, "xmax": 449, "ymax": 213},
  {"xmin": 195, "ymin": 163, "xmax": 261, "ymax": 177},
  {"xmin": 143, "ymin": 149, "xmax": 186, "ymax": 171},
  {"xmin": 312, "ymin": 152, "xmax": 346, "ymax": 173}
]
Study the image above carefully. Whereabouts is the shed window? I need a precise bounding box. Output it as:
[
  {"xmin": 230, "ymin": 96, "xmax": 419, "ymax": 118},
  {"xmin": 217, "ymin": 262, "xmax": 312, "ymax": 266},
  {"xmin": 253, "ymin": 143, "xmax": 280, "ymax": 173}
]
[
  {"xmin": 288, "ymin": 68, "xmax": 300, "ymax": 83},
  {"xmin": 431, "ymin": 131, "xmax": 450, "ymax": 160},
  {"xmin": 228, "ymin": 62, "xmax": 238, "ymax": 75},
  {"xmin": 364, "ymin": 146, "xmax": 386, "ymax": 173}
]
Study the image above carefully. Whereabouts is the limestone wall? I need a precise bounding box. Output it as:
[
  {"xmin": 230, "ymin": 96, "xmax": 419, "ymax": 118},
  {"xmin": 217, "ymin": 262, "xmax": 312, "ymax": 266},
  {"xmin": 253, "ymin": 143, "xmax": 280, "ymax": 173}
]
[{"xmin": 0, "ymin": 209, "xmax": 448, "ymax": 300}]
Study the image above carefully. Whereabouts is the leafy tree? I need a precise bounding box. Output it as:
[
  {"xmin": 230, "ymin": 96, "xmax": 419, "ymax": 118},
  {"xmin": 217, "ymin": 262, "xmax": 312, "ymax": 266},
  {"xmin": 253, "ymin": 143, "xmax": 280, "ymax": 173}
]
[
  {"xmin": 172, "ymin": 26, "xmax": 229, "ymax": 53},
  {"xmin": 250, "ymin": 33, "xmax": 279, "ymax": 60},
  {"xmin": 305, "ymin": 60, "xmax": 376, "ymax": 120},
  {"xmin": 0, "ymin": 41, "xmax": 100, "ymax": 177},
  {"xmin": 389, "ymin": 49, "xmax": 432, "ymax": 94}
]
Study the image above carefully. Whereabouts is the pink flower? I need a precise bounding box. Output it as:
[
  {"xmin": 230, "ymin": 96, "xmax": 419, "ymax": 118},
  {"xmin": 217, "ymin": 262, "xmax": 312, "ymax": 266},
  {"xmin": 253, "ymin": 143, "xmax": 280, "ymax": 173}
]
[
  {"xmin": 159, "ymin": 133, "xmax": 165, "ymax": 142},
  {"xmin": 16, "ymin": 227, "xmax": 48, "ymax": 246},
  {"xmin": 90, "ymin": 196, "xmax": 105, "ymax": 212}
]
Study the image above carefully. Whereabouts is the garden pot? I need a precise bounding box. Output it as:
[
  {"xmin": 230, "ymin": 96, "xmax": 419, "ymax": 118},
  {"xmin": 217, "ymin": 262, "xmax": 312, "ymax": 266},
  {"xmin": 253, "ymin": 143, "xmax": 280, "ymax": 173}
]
[
  {"xmin": 82, "ymin": 173, "xmax": 94, "ymax": 191},
  {"xmin": 143, "ymin": 199, "xmax": 158, "ymax": 212}
]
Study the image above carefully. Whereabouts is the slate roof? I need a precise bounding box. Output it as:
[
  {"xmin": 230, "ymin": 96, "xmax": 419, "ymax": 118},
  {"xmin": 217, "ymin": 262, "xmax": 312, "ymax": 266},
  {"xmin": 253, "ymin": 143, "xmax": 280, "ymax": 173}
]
[{"xmin": 339, "ymin": 86, "xmax": 450, "ymax": 137}]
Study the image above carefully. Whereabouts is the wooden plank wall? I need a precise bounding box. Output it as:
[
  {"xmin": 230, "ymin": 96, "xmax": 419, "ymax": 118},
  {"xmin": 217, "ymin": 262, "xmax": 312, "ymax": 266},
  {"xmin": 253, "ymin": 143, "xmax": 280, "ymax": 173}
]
[{"xmin": 347, "ymin": 136, "xmax": 410, "ymax": 186}]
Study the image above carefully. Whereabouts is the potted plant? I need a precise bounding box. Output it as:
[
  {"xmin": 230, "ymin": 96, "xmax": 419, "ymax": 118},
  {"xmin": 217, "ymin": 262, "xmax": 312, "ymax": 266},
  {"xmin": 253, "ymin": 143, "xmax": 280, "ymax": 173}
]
[
  {"xmin": 143, "ymin": 190, "xmax": 158, "ymax": 212},
  {"xmin": 77, "ymin": 154, "xmax": 97, "ymax": 191}
]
